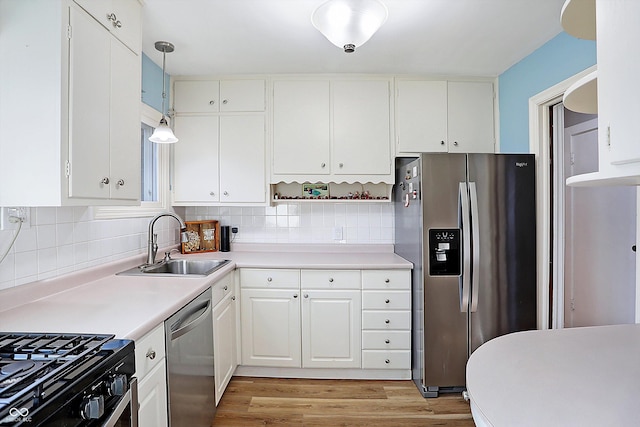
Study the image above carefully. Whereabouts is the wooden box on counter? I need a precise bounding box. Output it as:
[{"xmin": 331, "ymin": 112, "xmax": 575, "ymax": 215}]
[{"xmin": 181, "ymin": 220, "xmax": 220, "ymax": 253}]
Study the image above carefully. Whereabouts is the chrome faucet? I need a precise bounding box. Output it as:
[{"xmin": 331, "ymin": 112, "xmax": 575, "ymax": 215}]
[{"xmin": 146, "ymin": 212, "xmax": 188, "ymax": 265}]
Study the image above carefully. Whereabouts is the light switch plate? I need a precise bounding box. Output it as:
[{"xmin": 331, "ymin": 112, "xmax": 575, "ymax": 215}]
[{"xmin": 332, "ymin": 226, "xmax": 343, "ymax": 240}]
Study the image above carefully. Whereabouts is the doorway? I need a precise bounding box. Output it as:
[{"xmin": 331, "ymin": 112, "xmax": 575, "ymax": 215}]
[{"xmin": 551, "ymin": 105, "xmax": 636, "ymax": 328}]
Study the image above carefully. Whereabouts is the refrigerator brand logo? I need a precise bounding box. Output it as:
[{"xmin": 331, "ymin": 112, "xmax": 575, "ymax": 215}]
[{"xmin": 515, "ymin": 162, "xmax": 528, "ymax": 168}]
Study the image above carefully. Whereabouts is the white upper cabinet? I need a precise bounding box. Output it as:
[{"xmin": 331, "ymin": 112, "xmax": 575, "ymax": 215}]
[
  {"xmin": 396, "ymin": 80, "xmax": 495, "ymax": 154},
  {"xmin": 73, "ymin": 0, "xmax": 141, "ymax": 53},
  {"xmin": 172, "ymin": 78, "xmax": 267, "ymax": 205},
  {"xmin": 173, "ymin": 79, "xmax": 265, "ymax": 113},
  {"xmin": 272, "ymin": 78, "xmax": 393, "ymax": 184},
  {"xmin": 0, "ymin": 0, "xmax": 141, "ymax": 207}
]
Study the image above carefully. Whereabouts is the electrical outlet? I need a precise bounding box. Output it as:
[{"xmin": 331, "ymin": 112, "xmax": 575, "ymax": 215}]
[
  {"xmin": 0, "ymin": 207, "xmax": 30, "ymax": 231},
  {"xmin": 332, "ymin": 226, "xmax": 343, "ymax": 240}
]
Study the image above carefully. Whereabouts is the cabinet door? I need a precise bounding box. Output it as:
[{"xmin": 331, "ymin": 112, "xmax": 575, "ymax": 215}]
[
  {"xmin": 173, "ymin": 116, "xmax": 220, "ymax": 203},
  {"xmin": 396, "ymin": 80, "xmax": 448, "ymax": 153},
  {"xmin": 220, "ymin": 80, "xmax": 265, "ymax": 112},
  {"xmin": 273, "ymin": 80, "xmax": 331, "ymax": 175},
  {"xmin": 138, "ymin": 360, "xmax": 169, "ymax": 427},
  {"xmin": 173, "ymin": 80, "xmax": 220, "ymax": 113},
  {"xmin": 109, "ymin": 37, "xmax": 140, "ymax": 201},
  {"xmin": 302, "ymin": 289, "xmax": 361, "ymax": 368},
  {"xmin": 332, "ymin": 80, "xmax": 391, "ymax": 175},
  {"xmin": 68, "ymin": 6, "xmax": 111, "ymax": 200},
  {"xmin": 241, "ymin": 288, "xmax": 301, "ymax": 367},
  {"xmin": 219, "ymin": 115, "xmax": 266, "ymax": 203},
  {"xmin": 447, "ymin": 81, "xmax": 495, "ymax": 153},
  {"xmin": 213, "ymin": 293, "xmax": 237, "ymax": 405},
  {"xmin": 597, "ymin": 1, "xmax": 640, "ymax": 165}
]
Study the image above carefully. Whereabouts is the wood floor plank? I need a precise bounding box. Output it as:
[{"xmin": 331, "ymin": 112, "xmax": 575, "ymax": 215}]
[{"xmin": 213, "ymin": 376, "xmax": 475, "ymax": 427}]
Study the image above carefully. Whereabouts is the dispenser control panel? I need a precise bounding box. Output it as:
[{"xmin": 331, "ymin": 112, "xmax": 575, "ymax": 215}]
[{"xmin": 428, "ymin": 228, "xmax": 461, "ymax": 276}]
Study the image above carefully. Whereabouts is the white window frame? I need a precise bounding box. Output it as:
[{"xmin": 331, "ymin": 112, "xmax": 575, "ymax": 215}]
[{"xmin": 93, "ymin": 103, "xmax": 171, "ymax": 219}]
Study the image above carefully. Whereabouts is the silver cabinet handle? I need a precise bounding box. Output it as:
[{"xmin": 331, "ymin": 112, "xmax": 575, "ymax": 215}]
[
  {"xmin": 385, "ymin": 319, "xmax": 390, "ymax": 324},
  {"xmin": 304, "ymin": 294, "xmax": 309, "ymax": 298},
  {"xmin": 106, "ymin": 13, "xmax": 116, "ymax": 22},
  {"xmin": 385, "ymin": 299, "xmax": 390, "ymax": 304},
  {"xmin": 224, "ymin": 191, "xmax": 229, "ymax": 196},
  {"xmin": 339, "ymin": 163, "xmax": 344, "ymax": 168},
  {"xmin": 223, "ymin": 285, "xmax": 228, "ymax": 291},
  {"xmin": 321, "ymin": 163, "xmax": 326, "ymax": 168},
  {"xmin": 231, "ymin": 295, "xmax": 236, "ymax": 301},
  {"xmin": 440, "ymin": 140, "xmax": 445, "ymax": 145},
  {"xmin": 453, "ymin": 141, "xmax": 459, "ymax": 146},
  {"xmin": 146, "ymin": 349, "xmax": 156, "ymax": 360},
  {"xmin": 385, "ymin": 278, "xmax": 390, "ymax": 283},
  {"xmin": 101, "ymin": 177, "xmax": 110, "ymax": 185},
  {"xmin": 222, "ymin": 99, "xmax": 228, "ymax": 104},
  {"xmin": 113, "ymin": 20, "xmax": 122, "ymax": 28},
  {"xmin": 385, "ymin": 359, "xmax": 390, "ymax": 364},
  {"xmin": 385, "ymin": 339, "xmax": 390, "ymax": 344},
  {"xmin": 116, "ymin": 179, "xmax": 125, "ymax": 187},
  {"xmin": 209, "ymin": 100, "xmax": 215, "ymax": 105},
  {"xmin": 293, "ymin": 294, "xmax": 298, "ymax": 298},
  {"xmin": 328, "ymin": 278, "xmax": 334, "ymax": 283},
  {"xmin": 267, "ymin": 277, "xmax": 272, "ymax": 282},
  {"xmin": 209, "ymin": 191, "xmax": 215, "ymax": 196}
]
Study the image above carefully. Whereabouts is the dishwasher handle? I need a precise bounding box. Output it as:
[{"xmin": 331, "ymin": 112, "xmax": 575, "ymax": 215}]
[{"xmin": 170, "ymin": 299, "xmax": 211, "ymax": 341}]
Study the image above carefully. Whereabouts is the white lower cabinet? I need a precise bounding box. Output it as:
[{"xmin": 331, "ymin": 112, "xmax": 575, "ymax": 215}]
[
  {"xmin": 361, "ymin": 270, "xmax": 412, "ymax": 370},
  {"xmin": 301, "ymin": 270, "xmax": 362, "ymax": 368},
  {"xmin": 213, "ymin": 290, "xmax": 238, "ymax": 405},
  {"xmin": 134, "ymin": 325, "xmax": 168, "ymax": 427}
]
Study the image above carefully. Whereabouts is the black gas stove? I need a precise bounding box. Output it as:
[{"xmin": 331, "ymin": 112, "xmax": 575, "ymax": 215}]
[{"xmin": 0, "ymin": 333, "xmax": 136, "ymax": 426}]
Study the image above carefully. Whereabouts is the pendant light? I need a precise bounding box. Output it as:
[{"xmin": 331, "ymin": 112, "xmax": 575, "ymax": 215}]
[
  {"xmin": 149, "ymin": 41, "xmax": 178, "ymax": 143},
  {"xmin": 311, "ymin": 0, "xmax": 388, "ymax": 53}
]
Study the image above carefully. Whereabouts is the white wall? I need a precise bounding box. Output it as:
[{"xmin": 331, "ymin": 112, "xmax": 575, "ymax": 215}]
[{"xmin": 0, "ymin": 202, "xmax": 394, "ymax": 290}]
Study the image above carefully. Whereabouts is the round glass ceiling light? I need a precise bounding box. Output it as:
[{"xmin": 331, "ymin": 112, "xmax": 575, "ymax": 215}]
[{"xmin": 311, "ymin": 0, "xmax": 388, "ymax": 53}]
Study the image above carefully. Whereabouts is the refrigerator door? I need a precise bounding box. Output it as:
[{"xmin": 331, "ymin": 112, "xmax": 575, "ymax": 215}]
[
  {"xmin": 420, "ymin": 153, "xmax": 468, "ymax": 391},
  {"xmin": 467, "ymin": 154, "xmax": 537, "ymax": 354}
]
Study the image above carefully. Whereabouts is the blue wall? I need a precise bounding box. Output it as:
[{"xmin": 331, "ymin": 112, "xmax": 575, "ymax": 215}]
[
  {"xmin": 498, "ymin": 32, "xmax": 596, "ymax": 153},
  {"xmin": 141, "ymin": 53, "xmax": 170, "ymax": 114}
]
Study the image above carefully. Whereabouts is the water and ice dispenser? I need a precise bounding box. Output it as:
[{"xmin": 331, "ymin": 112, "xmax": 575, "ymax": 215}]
[{"xmin": 428, "ymin": 228, "xmax": 461, "ymax": 276}]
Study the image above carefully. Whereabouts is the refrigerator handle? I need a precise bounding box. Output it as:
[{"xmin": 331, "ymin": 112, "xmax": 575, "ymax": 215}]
[
  {"xmin": 458, "ymin": 182, "xmax": 471, "ymax": 313},
  {"xmin": 469, "ymin": 182, "xmax": 480, "ymax": 313}
]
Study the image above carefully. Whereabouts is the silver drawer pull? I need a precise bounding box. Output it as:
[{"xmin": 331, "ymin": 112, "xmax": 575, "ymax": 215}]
[
  {"xmin": 267, "ymin": 277, "xmax": 272, "ymax": 282},
  {"xmin": 293, "ymin": 294, "xmax": 298, "ymax": 298},
  {"xmin": 385, "ymin": 359, "xmax": 390, "ymax": 364},
  {"xmin": 304, "ymin": 294, "xmax": 309, "ymax": 298},
  {"xmin": 385, "ymin": 339, "xmax": 390, "ymax": 344},
  {"xmin": 385, "ymin": 319, "xmax": 390, "ymax": 324},
  {"xmin": 146, "ymin": 349, "xmax": 156, "ymax": 360},
  {"xmin": 231, "ymin": 296, "xmax": 236, "ymax": 301},
  {"xmin": 385, "ymin": 278, "xmax": 390, "ymax": 283},
  {"xmin": 328, "ymin": 278, "xmax": 334, "ymax": 283},
  {"xmin": 224, "ymin": 285, "xmax": 228, "ymax": 291},
  {"xmin": 385, "ymin": 299, "xmax": 390, "ymax": 304}
]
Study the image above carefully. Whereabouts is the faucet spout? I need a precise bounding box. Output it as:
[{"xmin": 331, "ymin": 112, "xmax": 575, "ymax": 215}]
[{"xmin": 146, "ymin": 212, "xmax": 188, "ymax": 265}]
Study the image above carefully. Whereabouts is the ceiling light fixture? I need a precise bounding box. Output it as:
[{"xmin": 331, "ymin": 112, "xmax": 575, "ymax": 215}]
[
  {"xmin": 149, "ymin": 41, "xmax": 178, "ymax": 144},
  {"xmin": 311, "ymin": 0, "xmax": 388, "ymax": 53}
]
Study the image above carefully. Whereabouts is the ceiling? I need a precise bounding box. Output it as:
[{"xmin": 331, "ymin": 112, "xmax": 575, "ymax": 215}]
[{"xmin": 141, "ymin": 0, "xmax": 566, "ymax": 77}]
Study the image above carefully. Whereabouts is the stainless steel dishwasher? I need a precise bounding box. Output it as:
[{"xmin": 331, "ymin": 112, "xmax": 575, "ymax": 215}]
[{"xmin": 165, "ymin": 288, "xmax": 215, "ymax": 426}]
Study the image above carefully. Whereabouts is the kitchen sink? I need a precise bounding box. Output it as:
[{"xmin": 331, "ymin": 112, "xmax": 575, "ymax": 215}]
[{"xmin": 118, "ymin": 259, "xmax": 231, "ymax": 277}]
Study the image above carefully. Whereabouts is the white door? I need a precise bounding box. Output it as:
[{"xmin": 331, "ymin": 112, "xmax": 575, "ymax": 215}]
[
  {"xmin": 563, "ymin": 117, "xmax": 636, "ymax": 327},
  {"xmin": 301, "ymin": 289, "xmax": 361, "ymax": 368}
]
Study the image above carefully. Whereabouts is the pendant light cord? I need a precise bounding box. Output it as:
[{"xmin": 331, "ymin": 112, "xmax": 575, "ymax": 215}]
[
  {"xmin": 161, "ymin": 49, "xmax": 167, "ymax": 117},
  {"xmin": 0, "ymin": 218, "xmax": 22, "ymax": 265}
]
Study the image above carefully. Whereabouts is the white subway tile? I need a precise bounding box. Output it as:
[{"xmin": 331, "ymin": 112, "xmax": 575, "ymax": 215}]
[
  {"xmin": 38, "ymin": 247, "xmax": 57, "ymax": 274},
  {"xmin": 14, "ymin": 228, "xmax": 37, "ymax": 253},
  {"xmin": 56, "ymin": 223, "xmax": 74, "ymax": 246},
  {"xmin": 35, "ymin": 207, "xmax": 56, "ymax": 225},
  {"xmin": 37, "ymin": 225, "xmax": 57, "ymax": 249},
  {"xmin": 15, "ymin": 250, "xmax": 38, "ymax": 279}
]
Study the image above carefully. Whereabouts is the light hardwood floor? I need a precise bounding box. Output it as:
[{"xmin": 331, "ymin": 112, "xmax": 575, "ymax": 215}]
[{"xmin": 213, "ymin": 377, "xmax": 475, "ymax": 426}]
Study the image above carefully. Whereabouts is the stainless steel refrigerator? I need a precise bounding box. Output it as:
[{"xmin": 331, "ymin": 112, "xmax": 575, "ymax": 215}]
[{"xmin": 394, "ymin": 153, "xmax": 536, "ymax": 398}]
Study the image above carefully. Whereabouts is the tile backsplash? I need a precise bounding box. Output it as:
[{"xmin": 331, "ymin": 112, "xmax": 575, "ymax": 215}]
[
  {"xmin": 184, "ymin": 202, "xmax": 394, "ymax": 244},
  {"xmin": 0, "ymin": 202, "xmax": 394, "ymax": 290}
]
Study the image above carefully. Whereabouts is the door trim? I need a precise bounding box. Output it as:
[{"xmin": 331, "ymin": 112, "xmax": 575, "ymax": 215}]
[{"xmin": 528, "ymin": 65, "xmax": 596, "ymax": 329}]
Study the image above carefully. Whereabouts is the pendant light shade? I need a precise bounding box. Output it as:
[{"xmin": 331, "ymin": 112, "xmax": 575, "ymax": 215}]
[
  {"xmin": 311, "ymin": 0, "xmax": 388, "ymax": 53},
  {"xmin": 149, "ymin": 41, "xmax": 178, "ymax": 144}
]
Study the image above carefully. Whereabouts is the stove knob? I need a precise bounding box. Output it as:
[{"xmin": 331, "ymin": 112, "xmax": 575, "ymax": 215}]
[
  {"xmin": 80, "ymin": 395, "xmax": 105, "ymax": 420},
  {"xmin": 107, "ymin": 374, "xmax": 128, "ymax": 396}
]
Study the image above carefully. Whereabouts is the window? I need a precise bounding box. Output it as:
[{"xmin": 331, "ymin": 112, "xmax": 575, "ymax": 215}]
[{"xmin": 93, "ymin": 103, "xmax": 170, "ymax": 219}]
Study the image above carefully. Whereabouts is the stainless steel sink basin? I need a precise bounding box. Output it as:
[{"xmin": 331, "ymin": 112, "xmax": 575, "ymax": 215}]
[{"xmin": 118, "ymin": 259, "xmax": 231, "ymax": 277}]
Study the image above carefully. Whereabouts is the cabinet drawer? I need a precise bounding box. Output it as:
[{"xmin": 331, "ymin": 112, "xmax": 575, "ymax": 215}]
[
  {"xmin": 362, "ymin": 270, "xmax": 411, "ymax": 290},
  {"xmin": 362, "ymin": 331, "xmax": 411, "ymax": 350},
  {"xmin": 134, "ymin": 324, "xmax": 165, "ymax": 379},
  {"xmin": 362, "ymin": 350, "xmax": 411, "ymax": 369},
  {"xmin": 240, "ymin": 268, "xmax": 300, "ymax": 289},
  {"xmin": 362, "ymin": 290, "xmax": 411, "ymax": 310},
  {"xmin": 362, "ymin": 311, "xmax": 411, "ymax": 330},
  {"xmin": 212, "ymin": 272, "xmax": 234, "ymax": 307},
  {"xmin": 301, "ymin": 270, "xmax": 361, "ymax": 290}
]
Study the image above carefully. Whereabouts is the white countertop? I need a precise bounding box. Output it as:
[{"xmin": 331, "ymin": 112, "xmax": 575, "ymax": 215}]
[
  {"xmin": 466, "ymin": 324, "xmax": 640, "ymax": 427},
  {"xmin": 0, "ymin": 244, "xmax": 412, "ymax": 341}
]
